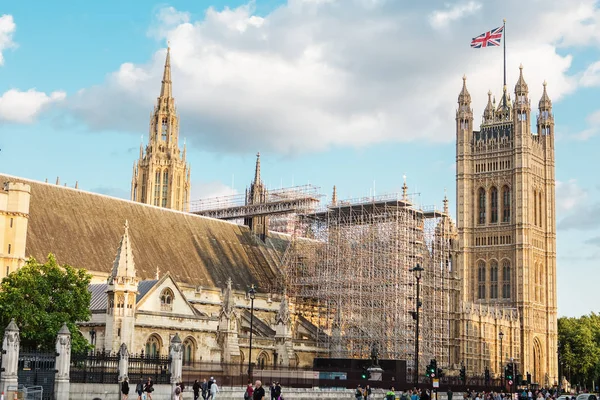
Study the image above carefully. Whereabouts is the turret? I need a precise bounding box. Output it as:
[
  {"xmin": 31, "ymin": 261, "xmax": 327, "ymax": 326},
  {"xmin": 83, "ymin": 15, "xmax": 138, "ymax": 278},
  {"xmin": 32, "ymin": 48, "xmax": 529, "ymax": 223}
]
[
  {"xmin": 456, "ymin": 75, "xmax": 473, "ymax": 156},
  {"xmin": 514, "ymin": 64, "xmax": 531, "ymax": 134},
  {"xmin": 482, "ymin": 91, "xmax": 494, "ymax": 124},
  {"xmin": 537, "ymin": 81, "xmax": 553, "ymax": 136}
]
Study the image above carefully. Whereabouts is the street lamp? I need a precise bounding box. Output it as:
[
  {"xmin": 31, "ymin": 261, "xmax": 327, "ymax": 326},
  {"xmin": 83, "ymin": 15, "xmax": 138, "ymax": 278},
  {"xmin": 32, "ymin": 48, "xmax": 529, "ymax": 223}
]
[
  {"xmin": 411, "ymin": 263, "xmax": 424, "ymax": 385},
  {"xmin": 499, "ymin": 331, "xmax": 504, "ymax": 385},
  {"xmin": 247, "ymin": 284, "xmax": 257, "ymax": 380}
]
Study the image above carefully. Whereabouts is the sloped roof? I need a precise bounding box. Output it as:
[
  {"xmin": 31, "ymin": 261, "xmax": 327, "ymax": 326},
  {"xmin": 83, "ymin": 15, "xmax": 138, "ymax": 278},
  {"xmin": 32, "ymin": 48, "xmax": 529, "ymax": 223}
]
[{"xmin": 1, "ymin": 174, "xmax": 290, "ymax": 292}]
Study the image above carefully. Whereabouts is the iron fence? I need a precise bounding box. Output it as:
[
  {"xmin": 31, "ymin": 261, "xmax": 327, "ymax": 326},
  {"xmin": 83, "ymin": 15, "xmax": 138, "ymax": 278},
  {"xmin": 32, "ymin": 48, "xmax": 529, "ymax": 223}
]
[
  {"xmin": 70, "ymin": 351, "xmax": 120, "ymax": 383},
  {"xmin": 128, "ymin": 353, "xmax": 171, "ymax": 384}
]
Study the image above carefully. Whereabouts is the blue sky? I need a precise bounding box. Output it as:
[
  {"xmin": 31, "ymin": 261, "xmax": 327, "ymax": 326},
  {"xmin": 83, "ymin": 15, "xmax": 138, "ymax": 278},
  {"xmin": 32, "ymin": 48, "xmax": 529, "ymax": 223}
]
[{"xmin": 1, "ymin": 0, "xmax": 600, "ymax": 317}]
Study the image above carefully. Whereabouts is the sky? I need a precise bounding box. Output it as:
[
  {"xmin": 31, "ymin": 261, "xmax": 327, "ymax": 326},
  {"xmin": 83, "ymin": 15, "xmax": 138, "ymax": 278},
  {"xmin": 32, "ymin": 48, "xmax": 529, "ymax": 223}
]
[{"xmin": 1, "ymin": 0, "xmax": 599, "ymax": 318}]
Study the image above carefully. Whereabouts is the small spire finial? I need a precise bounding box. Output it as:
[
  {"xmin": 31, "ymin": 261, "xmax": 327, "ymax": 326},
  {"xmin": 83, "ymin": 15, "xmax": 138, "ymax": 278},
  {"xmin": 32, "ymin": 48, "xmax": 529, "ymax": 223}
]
[
  {"xmin": 124, "ymin": 219, "xmax": 129, "ymax": 230},
  {"xmin": 331, "ymin": 185, "xmax": 338, "ymax": 206},
  {"xmin": 402, "ymin": 175, "xmax": 408, "ymax": 201},
  {"xmin": 462, "ymin": 74, "xmax": 466, "ymax": 82},
  {"xmin": 155, "ymin": 266, "xmax": 160, "ymax": 280},
  {"xmin": 519, "ymin": 63, "xmax": 523, "ymax": 70},
  {"xmin": 543, "ymin": 80, "xmax": 547, "ymax": 87},
  {"xmin": 443, "ymin": 188, "xmax": 449, "ymax": 214}
]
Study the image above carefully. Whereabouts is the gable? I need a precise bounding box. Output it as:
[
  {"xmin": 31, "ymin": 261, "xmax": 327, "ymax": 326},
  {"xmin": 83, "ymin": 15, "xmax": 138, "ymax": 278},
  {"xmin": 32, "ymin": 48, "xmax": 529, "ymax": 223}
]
[{"xmin": 136, "ymin": 275, "xmax": 197, "ymax": 317}]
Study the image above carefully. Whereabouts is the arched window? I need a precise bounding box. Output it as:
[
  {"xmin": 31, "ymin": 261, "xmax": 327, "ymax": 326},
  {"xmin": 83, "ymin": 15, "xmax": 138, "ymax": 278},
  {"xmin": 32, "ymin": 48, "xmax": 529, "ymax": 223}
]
[
  {"xmin": 145, "ymin": 335, "xmax": 161, "ymax": 358},
  {"xmin": 490, "ymin": 187, "xmax": 498, "ymax": 223},
  {"xmin": 477, "ymin": 261, "xmax": 486, "ymax": 300},
  {"xmin": 176, "ymin": 175, "xmax": 182, "ymax": 209},
  {"xmin": 161, "ymin": 118, "xmax": 168, "ymax": 141},
  {"xmin": 141, "ymin": 171, "xmax": 148, "ymax": 203},
  {"xmin": 154, "ymin": 170, "xmax": 161, "ymax": 206},
  {"xmin": 538, "ymin": 192, "xmax": 543, "ymax": 227},
  {"xmin": 490, "ymin": 261, "xmax": 498, "ymax": 299},
  {"xmin": 160, "ymin": 288, "xmax": 174, "ymax": 311},
  {"xmin": 257, "ymin": 353, "xmax": 268, "ymax": 370},
  {"xmin": 502, "ymin": 186, "xmax": 510, "ymax": 223},
  {"xmin": 533, "ymin": 190, "xmax": 537, "ymax": 226},
  {"xmin": 478, "ymin": 188, "xmax": 486, "ymax": 225},
  {"xmin": 502, "ymin": 261, "xmax": 511, "ymax": 299},
  {"xmin": 162, "ymin": 170, "xmax": 169, "ymax": 207},
  {"xmin": 183, "ymin": 338, "xmax": 195, "ymax": 366}
]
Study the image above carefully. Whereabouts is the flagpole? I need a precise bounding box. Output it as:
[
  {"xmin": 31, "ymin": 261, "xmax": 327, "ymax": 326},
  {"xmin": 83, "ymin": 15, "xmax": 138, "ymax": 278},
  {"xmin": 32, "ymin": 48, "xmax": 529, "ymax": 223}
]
[{"xmin": 503, "ymin": 18, "xmax": 506, "ymax": 87}]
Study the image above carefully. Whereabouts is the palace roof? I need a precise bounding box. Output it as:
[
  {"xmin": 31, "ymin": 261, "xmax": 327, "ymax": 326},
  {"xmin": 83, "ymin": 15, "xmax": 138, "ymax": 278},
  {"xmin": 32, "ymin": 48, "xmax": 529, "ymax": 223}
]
[{"xmin": 1, "ymin": 174, "xmax": 289, "ymax": 292}]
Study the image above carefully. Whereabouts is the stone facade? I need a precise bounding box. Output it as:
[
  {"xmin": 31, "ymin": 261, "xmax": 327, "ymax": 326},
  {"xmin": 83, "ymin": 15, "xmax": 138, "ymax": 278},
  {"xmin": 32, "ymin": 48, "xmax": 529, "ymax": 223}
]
[
  {"xmin": 0, "ymin": 182, "xmax": 30, "ymax": 279},
  {"xmin": 455, "ymin": 66, "xmax": 557, "ymax": 384}
]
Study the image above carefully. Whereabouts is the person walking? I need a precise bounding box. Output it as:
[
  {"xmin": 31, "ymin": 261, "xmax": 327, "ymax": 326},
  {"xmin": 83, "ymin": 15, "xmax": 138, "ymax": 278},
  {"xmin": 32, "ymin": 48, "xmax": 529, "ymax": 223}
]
[
  {"xmin": 253, "ymin": 380, "xmax": 266, "ymax": 400},
  {"xmin": 245, "ymin": 381, "xmax": 254, "ymax": 400},
  {"xmin": 144, "ymin": 377, "xmax": 154, "ymax": 400},
  {"xmin": 448, "ymin": 388, "xmax": 454, "ymax": 400},
  {"xmin": 121, "ymin": 377, "xmax": 130, "ymax": 400},
  {"xmin": 193, "ymin": 380, "xmax": 201, "ymax": 400},
  {"xmin": 209, "ymin": 379, "xmax": 219, "ymax": 400},
  {"xmin": 136, "ymin": 379, "xmax": 144, "ymax": 400}
]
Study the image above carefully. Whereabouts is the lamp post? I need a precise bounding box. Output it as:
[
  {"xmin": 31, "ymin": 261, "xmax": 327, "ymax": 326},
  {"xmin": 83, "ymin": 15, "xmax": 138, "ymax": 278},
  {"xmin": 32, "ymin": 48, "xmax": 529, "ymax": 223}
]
[
  {"xmin": 411, "ymin": 263, "xmax": 424, "ymax": 385},
  {"xmin": 247, "ymin": 284, "xmax": 257, "ymax": 380},
  {"xmin": 499, "ymin": 331, "xmax": 504, "ymax": 385}
]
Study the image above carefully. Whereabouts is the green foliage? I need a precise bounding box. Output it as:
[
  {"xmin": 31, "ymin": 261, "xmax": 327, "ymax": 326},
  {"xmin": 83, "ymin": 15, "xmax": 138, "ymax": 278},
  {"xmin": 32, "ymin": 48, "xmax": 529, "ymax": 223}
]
[
  {"xmin": 558, "ymin": 313, "xmax": 600, "ymax": 388},
  {"xmin": 0, "ymin": 254, "xmax": 92, "ymax": 354}
]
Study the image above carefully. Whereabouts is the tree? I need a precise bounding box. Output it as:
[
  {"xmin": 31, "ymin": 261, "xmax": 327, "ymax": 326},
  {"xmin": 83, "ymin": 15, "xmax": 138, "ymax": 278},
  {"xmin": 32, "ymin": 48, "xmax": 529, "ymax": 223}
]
[
  {"xmin": 558, "ymin": 313, "xmax": 600, "ymax": 390},
  {"xmin": 0, "ymin": 254, "xmax": 92, "ymax": 353}
]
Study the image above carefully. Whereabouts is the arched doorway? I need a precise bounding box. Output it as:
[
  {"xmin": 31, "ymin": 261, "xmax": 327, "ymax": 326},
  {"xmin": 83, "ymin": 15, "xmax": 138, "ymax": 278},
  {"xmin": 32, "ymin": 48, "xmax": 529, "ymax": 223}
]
[{"xmin": 532, "ymin": 337, "xmax": 543, "ymax": 384}]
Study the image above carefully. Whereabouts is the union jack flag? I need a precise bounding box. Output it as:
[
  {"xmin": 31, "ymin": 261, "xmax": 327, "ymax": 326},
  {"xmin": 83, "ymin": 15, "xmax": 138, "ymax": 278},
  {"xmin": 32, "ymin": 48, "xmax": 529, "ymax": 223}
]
[{"xmin": 471, "ymin": 26, "xmax": 504, "ymax": 48}]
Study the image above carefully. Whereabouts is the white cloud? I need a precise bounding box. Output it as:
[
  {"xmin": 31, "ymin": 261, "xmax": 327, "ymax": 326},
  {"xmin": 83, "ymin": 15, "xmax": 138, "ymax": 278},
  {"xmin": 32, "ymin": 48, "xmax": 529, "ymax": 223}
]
[
  {"xmin": 556, "ymin": 179, "xmax": 587, "ymax": 213},
  {"xmin": 0, "ymin": 89, "xmax": 66, "ymax": 123},
  {"xmin": 68, "ymin": 1, "xmax": 596, "ymax": 154},
  {"xmin": 0, "ymin": 14, "xmax": 16, "ymax": 66},
  {"xmin": 567, "ymin": 109, "xmax": 600, "ymax": 140},
  {"xmin": 429, "ymin": 1, "xmax": 482, "ymax": 29},
  {"xmin": 189, "ymin": 180, "xmax": 238, "ymax": 209}
]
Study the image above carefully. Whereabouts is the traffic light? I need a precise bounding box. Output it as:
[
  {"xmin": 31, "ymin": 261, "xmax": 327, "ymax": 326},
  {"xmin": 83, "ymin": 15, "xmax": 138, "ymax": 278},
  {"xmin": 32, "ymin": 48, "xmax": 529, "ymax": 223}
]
[
  {"xmin": 460, "ymin": 365, "xmax": 466, "ymax": 382},
  {"xmin": 505, "ymin": 363, "xmax": 514, "ymax": 381},
  {"xmin": 437, "ymin": 368, "xmax": 444, "ymax": 378},
  {"xmin": 361, "ymin": 367, "xmax": 370, "ymax": 379},
  {"xmin": 426, "ymin": 359, "xmax": 437, "ymax": 378},
  {"xmin": 526, "ymin": 372, "xmax": 531, "ymax": 385}
]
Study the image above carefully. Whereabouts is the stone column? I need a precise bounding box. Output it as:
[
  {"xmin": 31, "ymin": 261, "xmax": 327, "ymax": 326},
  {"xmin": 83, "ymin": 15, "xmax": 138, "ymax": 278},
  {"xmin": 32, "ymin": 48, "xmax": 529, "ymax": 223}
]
[
  {"xmin": 0, "ymin": 319, "xmax": 20, "ymax": 395},
  {"xmin": 118, "ymin": 343, "xmax": 129, "ymax": 382},
  {"xmin": 169, "ymin": 333, "xmax": 183, "ymax": 395},
  {"xmin": 54, "ymin": 323, "xmax": 71, "ymax": 400}
]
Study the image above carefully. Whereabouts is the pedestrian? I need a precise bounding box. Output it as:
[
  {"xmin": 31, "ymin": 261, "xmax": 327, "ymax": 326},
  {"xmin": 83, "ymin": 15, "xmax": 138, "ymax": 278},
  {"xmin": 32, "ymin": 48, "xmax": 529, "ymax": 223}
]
[
  {"xmin": 363, "ymin": 384, "xmax": 372, "ymax": 400},
  {"xmin": 253, "ymin": 380, "xmax": 266, "ymax": 400},
  {"xmin": 136, "ymin": 378, "xmax": 144, "ymax": 400},
  {"xmin": 245, "ymin": 381, "xmax": 254, "ymax": 400},
  {"xmin": 193, "ymin": 379, "xmax": 201, "ymax": 400},
  {"xmin": 274, "ymin": 382, "xmax": 281, "ymax": 400},
  {"xmin": 355, "ymin": 385, "xmax": 363, "ymax": 399},
  {"xmin": 121, "ymin": 377, "xmax": 130, "ymax": 400},
  {"xmin": 174, "ymin": 385, "xmax": 182, "ymax": 400},
  {"xmin": 210, "ymin": 378, "xmax": 219, "ymax": 399},
  {"xmin": 179, "ymin": 381, "xmax": 186, "ymax": 400},
  {"xmin": 144, "ymin": 377, "xmax": 154, "ymax": 400},
  {"xmin": 386, "ymin": 387, "xmax": 396, "ymax": 400},
  {"xmin": 207, "ymin": 377, "xmax": 214, "ymax": 400},
  {"xmin": 448, "ymin": 388, "xmax": 454, "ymax": 400}
]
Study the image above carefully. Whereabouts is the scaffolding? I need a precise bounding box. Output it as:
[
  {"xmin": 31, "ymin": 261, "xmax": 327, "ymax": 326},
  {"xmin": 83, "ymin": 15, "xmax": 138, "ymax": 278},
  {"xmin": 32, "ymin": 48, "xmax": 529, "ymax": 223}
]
[
  {"xmin": 282, "ymin": 193, "xmax": 459, "ymax": 372},
  {"xmin": 189, "ymin": 184, "xmax": 322, "ymax": 221}
]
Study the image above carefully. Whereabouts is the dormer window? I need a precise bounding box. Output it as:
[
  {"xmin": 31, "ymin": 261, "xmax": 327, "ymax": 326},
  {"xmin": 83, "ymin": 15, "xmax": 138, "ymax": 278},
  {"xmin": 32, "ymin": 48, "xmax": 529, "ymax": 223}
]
[{"xmin": 160, "ymin": 288, "xmax": 174, "ymax": 311}]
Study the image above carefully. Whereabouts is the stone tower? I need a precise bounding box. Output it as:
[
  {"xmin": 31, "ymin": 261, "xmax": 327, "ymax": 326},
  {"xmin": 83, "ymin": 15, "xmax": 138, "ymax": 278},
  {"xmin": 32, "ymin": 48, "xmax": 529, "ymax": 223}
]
[
  {"xmin": 131, "ymin": 46, "xmax": 191, "ymax": 211},
  {"xmin": 0, "ymin": 182, "xmax": 30, "ymax": 279},
  {"xmin": 244, "ymin": 153, "xmax": 268, "ymax": 240},
  {"xmin": 455, "ymin": 66, "xmax": 557, "ymax": 385},
  {"xmin": 104, "ymin": 220, "xmax": 139, "ymax": 353}
]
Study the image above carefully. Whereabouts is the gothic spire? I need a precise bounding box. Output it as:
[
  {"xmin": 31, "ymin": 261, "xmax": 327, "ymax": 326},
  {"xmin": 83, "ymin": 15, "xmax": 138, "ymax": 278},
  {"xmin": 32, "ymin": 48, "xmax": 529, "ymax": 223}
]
[
  {"xmin": 514, "ymin": 64, "xmax": 528, "ymax": 95},
  {"xmin": 483, "ymin": 90, "xmax": 494, "ymax": 122},
  {"xmin": 160, "ymin": 45, "xmax": 172, "ymax": 99},
  {"xmin": 276, "ymin": 287, "xmax": 291, "ymax": 325},
  {"xmin": 254, "ymin": 152, "xmax": 261, "ymax": 184},
  {"xmin": 443, "ymin": 189, "xmax": 449, "ymax": 214},
  {"xmin": 110, "ymin": 220, "xmax": 136, "ymax": 282},
  {"xmin": 222, "ymin": 277, "xmax": 235, "ymax": 317},
  {"xmin": 458, "ymin": 75, "xmax": 471, "ymax": 105},
  {"xmin": 402, "ymin": 174, "xmax": 408, "ymax": 201},
  {"xmin": 539, "ymin": 80, "xmax": 552, "ymax": 110}
]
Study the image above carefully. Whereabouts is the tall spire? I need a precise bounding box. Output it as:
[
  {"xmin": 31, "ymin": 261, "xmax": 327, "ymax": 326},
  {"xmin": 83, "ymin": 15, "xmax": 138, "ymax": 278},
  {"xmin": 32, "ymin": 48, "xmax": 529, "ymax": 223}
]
[
  {"xmin": 458, "ymin": 75, "xmax": 471, "ymax": 106},
  {"xmin": 443, "ymin": 189, "xmax": 449, "ymax": 214},
  {"xmin": 538, "ymin": 81, "xmax": 552, "ymax": 110},
  {"xmin": 160, "ymin": 44, "xmax": 172, "ymax": 99},
  {"xmin": 254, "ymin": 152, "xmax": 261, "ymax": 184},
  {"xmin": 110, "ymin": 220, "xmax": 136, "ymax": 282},
  {"xmin": 402, "ymin": 174, "xmax": 408, "ymax": 201}
]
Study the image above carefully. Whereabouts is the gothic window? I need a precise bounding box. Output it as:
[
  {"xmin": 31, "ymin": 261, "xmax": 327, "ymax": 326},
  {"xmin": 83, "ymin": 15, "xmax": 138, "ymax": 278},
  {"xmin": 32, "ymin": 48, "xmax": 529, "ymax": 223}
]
[
  {"xmin": 162, "ymin": 170, "xmax": 169, "ymax": 207},
  {"xmin": 478, "ymin": 188, "xmax": 486, "ymax": 225},
  {"xmin": 141, "ymin": 171, "xmax": 148, "ymax": 203},
  {"xmin": 502, "ymin": 186, "xmax": 510, "ymax": 223},
  {"xmin": 490, "ymin": 261, "xmax": 498, "ymax": 299},
  {"xmin": 145, "ymin": 335, "xmax": 161, "ymax": 358},
  {"xmin": 7, "ymin": 244, "xmax": 11, "ymax": 255},
  {"xmin": 502, "ymin": 260, "xmax": 511, "ymax": 299},
  {"xmin": 533, "ymin": 190, "xmax": 537, "ymax": 226},
  {"xmin": 477, "ymin": 261, "xmax": 486, "ymax": 300},
  {"xmin": 160, "ymin": 288, "xmax": 174, "ymax": 311},
  {"xmin": 534, "ymin": 263, "xmax": 540, "ymax": 302},
  {"xmin": 161, "ymin": 118, "xmax": 168, "ymax": 141},
  {"xmin": 183, "ymin": 338, "xmax": 195, "ymax": 366},
  {"xmin": 154, "ymin": 170, "xmax": 161, "ymax": 206},
  {"xmin": 490, "ymin": 187, "xmax": 498, "ymax": 223},
  {"xmin": 176, "ymin": 175, "xmax": 182, "ymax": 209},
  {"xmin": 539, "ymin": 192, "xmax": 543, "ymax": 227},
  {"xmin": 257, "ymin": 353, "xmax": 268, "ymax": 370}
]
